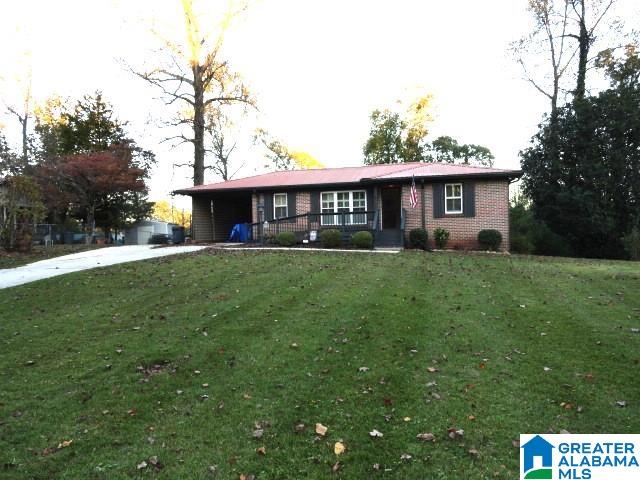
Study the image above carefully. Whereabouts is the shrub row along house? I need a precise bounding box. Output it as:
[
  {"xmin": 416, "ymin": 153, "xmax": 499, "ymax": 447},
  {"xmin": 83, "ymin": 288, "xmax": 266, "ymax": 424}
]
[{"xmin": 175, "ymin": 163, "xmax": 521, "ymax": 250}]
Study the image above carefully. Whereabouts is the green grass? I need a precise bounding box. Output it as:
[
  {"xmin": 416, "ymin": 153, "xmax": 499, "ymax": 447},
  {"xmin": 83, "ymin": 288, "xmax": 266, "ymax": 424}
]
[
  {"xmin": 0, "ymin": 250, "xmax": 639, "ymax": 479},
  {"xmin": 0, "ymin": 245, "xmax": 107, "ymax": 269}
]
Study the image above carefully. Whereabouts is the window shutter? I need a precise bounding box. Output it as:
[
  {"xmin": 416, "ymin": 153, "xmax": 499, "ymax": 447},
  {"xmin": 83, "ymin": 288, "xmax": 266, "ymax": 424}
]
[
  {"xmin": 310, "ymin": 191, "xmax": 320, "ymax": 222},
  {"xmin": 366, "ymin": 188, "xmax": 374, "ymax": 213},
  {"xmin": 264, "ymin": 192, "xmax": 273, "ymax": 221},
  {"xmin": 433, "ymin": 183, "xmax": 445, "ymax": 218},
  {"xmin": 287, "ymin": 192, "xmax": 296, "ymax": 222},
  {"xmin": 463, "ymin": 182, "xmax": 475, "ymax": 217}
]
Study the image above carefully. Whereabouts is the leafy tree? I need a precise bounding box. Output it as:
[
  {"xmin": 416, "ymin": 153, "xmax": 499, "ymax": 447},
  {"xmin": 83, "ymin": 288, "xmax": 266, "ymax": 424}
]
[
  {"xmin": 363, "ymin": 110, "xmax": 407, "ymax": 164},
  {"xmin": 0, "ymin": 133, "xmax": 21, "ymax": 176},
  {"xmin": 0, "ymin": 175, "xmax": 45, "ymax": 251},
  {"xmin": 363, "ymin": 95, "xmax": 434, "ymax": 164},
  {"xmin": 521, "ymin": 49, "xmax": 640, "ymax": 258},
  {"xmin": 424, "ymin": 136, "xmax": 495, "ymax": 167},
  {"xmin": 130, "ymin": 0, "xmax": 254, "ymax": 185},
  {"xmin": 151, "ymin": 200, "xmax": 191, "ymax": 229},
  {"xmin": 254, "ymin": 128, "xmax": 323, "ymax": 171},
  {"xmin": 362, "ymin": 96, "xmax": 493, "ymax": 166},
  {"xmin": 37, "ymin": 146, "xmax": 152, "ymax": 235},
  {"xmin": 33, "ymin": 93, "xmax": 155, "ymax": 233},
  {"xmin": 35, "ymin": 92, "xmax": 127, "ymax": 157}
]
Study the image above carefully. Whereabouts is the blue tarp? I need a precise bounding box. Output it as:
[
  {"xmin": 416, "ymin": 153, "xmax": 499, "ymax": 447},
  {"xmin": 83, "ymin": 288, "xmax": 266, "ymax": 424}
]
[{"xmin": 228, "ymin": 223, "xmax": 250, "ymax": 242}]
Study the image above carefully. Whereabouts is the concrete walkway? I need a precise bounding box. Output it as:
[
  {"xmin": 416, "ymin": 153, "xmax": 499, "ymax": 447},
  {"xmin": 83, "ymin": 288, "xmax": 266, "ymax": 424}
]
[{"xmin": 0, "ymin": 245, "xmax": 207, "ymax": 289}]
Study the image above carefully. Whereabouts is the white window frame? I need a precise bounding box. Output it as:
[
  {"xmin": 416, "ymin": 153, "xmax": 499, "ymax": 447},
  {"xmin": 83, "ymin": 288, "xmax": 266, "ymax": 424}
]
[
  {"xmin": 444, "ymin": 183, "xmax": 463, "ymax": 214},
  {"xmin": 273, "ymin": 193, "xmax": 288, "ymax": 219},
  {"xmin": 320, "ymin": 190, "xmax": 367, "ymax": 226}
]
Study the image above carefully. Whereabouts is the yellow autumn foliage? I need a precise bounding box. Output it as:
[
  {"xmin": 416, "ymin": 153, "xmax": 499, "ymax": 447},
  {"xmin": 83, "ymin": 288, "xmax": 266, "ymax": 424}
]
[
  {"xmin": 152, "ymin": 200, "xmax": 192, "ymax": 229},
  {"xmin": 290, "ymin": 151, "xmax": 324, "ymax": 169}
]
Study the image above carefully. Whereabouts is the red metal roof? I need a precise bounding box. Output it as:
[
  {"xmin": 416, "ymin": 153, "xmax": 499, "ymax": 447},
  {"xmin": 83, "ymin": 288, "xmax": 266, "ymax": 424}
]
[{"xmin": 175, "ymin": 162, "xmax": 521, "ymax": 194}]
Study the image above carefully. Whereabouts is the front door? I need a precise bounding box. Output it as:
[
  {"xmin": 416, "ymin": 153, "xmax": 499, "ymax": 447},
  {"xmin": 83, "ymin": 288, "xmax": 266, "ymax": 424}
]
[{"xmin": 381, "ymin": 186, "xmax": 401, "ymax": 229}]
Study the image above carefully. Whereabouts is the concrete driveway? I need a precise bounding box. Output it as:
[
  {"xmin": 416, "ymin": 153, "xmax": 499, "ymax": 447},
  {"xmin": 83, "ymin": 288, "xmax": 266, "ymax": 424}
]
[{"xmin": 0, "ymin": 245, "xmax": 207, "ymax": 289}]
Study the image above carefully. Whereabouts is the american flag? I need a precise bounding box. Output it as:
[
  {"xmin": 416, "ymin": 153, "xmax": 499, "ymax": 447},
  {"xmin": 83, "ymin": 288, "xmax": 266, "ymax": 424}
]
[{"xmin": 409, "ymin": 175, "xmax": 419, "ymax": 208}]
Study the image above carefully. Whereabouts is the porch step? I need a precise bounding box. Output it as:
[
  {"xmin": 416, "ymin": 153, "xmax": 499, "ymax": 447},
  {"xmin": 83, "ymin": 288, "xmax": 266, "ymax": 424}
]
[{"xmin": 375, "ymin": 229, "xmax": 403, "ymax": 247}]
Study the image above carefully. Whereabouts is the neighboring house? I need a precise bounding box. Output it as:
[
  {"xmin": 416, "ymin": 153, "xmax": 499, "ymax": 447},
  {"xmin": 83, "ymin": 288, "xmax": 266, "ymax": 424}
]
[{"xmin": 174, "ymin": 162, "xmax": 522, "ymax": 250}]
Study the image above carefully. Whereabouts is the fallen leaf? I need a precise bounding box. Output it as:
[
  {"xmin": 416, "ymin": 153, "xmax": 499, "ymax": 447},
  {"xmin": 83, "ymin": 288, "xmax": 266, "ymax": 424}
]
[
  {"xmin": 400, "ymin": 453, "xmax": 412, "ymax": 461},
  {"xmin": 57, "ymin": 440, "xmax": 73, "ymax": 449},
  {"xmin": 447, "ymin": 428, "xmax": 464, "ymax": 439},
  {"xmin": 403, "ymin": 417, "xmax": 411, "ymax": 422},
  {"xmin": 427, "ymin": 367, "xmax": 438, "ymax": 373},
  {"xmin": 369, "ymin": 429, "xmax": 383, "ymax": 438},
  {"xmin": 315, "ymin": 423, "xmax": 328, "ymax": 436},
  {"xmin": 468, "ymin": 448, "xmax": 479, "ymax": 457},
  {"xmin": 358, "ymin": 366, "xmax": 370, "ymax": 372},
  {"xmin": 331, "ymin": 461, "xmax": 341, "ymax": 473},
  {"xmin": 468, "ymin": 415, "xmax": 476, "ymax": 421},
  {"xmin": 148, "ymin": 456, "xmax": 163, "ymax": 470},
  {"xmin": 543, "ymin": 366, "xmax": 552, "ymax": 372},
  {"xmin": 137, "ymin": 460, "xmax": 148, "ymax": 470},
  {"xmin": 416, "ymin": 432, "xmax": 436, "ymax": 442},
  {"xmin": 616, "ymin": 400, "xmax": 627, "ymax": 408},
  {"xmin": 252, "ymin": 429, "xmax": 264, "ymax": 439},
  {"xmin": 256, "ymin": 446, "xmax": 266, "ymax": 456},
  {"xmin": 334, "ymin": 442, "xmax": 345, "ymax": 455}
]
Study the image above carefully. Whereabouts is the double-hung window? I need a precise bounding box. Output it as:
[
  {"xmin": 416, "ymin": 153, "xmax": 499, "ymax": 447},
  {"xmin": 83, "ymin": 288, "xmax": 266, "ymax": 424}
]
[
  {"xmin": 273, "ymin": 193, "xmax": 288, "ymax": 218},
  {"xmin": 445, "ymin": 183, "xmax": 463, "ymax": 214},
  {"xmin": 320, "ymin": 190, "xmax": 367, "ymax": 225}
]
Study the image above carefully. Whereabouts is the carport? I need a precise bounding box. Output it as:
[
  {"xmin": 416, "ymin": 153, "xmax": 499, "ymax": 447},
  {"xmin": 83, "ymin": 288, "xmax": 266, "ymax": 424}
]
[{"xmin": 190, "ymin": 192, "xmax": 253, "ymax": 242}]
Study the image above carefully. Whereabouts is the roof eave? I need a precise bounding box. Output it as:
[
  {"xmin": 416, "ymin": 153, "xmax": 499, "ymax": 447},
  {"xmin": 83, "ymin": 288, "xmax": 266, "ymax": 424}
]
[{"xmin": 174, "ymin": 170, "xmax": 523, "ymax": 196}]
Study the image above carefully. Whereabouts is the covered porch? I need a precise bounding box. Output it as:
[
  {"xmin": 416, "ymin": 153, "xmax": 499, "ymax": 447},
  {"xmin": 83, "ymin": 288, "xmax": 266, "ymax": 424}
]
[{"xmin": 191, "ymin": 192, "xmax": 253, "ymax": 242}]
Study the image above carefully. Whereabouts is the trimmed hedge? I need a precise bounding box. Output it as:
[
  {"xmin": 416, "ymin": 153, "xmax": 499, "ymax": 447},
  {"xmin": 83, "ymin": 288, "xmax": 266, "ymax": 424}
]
[
  {"xmin": 478, "ymin": 229, "xmax": 502, "ymax": 251},
  {"xmin": 320, "ymin": 229, "xmax": 342, "ymax": 248},
  {"xmin": 275, "ymin": 231, "xmax": 297, "ymax": 247},
  {"xmin": 433, "ymin": 228, "xmax": 450, "ymax": 249},
  {"xmin": 408, "ymin": 228, "xmax": 428, "ymax": 250},
  {"xmin": 351, "ymin": 231, "xmax": 373, "ymax": 249}
]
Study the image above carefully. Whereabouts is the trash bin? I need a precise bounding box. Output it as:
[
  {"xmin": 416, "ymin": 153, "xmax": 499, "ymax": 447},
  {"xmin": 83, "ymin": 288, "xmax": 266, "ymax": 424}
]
[{"xmin": 172, "ymin": 226, "xmax": 185, "ymax": 244}]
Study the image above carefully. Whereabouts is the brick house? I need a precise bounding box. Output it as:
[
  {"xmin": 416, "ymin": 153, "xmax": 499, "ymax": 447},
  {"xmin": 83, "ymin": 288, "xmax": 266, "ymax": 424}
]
[{"xmin": 174, "ymin": 163, "xmax": 521, "ymax": 250}]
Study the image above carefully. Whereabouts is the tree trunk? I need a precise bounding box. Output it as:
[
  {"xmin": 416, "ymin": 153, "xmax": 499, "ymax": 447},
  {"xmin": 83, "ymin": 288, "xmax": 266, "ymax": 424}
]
[
  {"xmin": 575, "ymin": 0, "xmax": 589, "ymax": 101},
  {"xmin": 21, "ymin": 114, "xmax": 28, "ymax": 164},
  {"xmin": 192, "ymin": 64, "xmax": 206, "ymax": 186}
]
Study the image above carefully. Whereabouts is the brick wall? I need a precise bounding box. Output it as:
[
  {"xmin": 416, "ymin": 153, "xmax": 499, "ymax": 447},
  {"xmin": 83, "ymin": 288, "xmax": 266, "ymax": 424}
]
[
  {"xmin": 191, "ymin": 196, "xmax": 213, "ymax": 242},
  {"xmin": 296, "ymin": 192, "xmax": 310, "ymax": 216},
  {"xmin": 401, "ymin": 180, "xmax": 510, "ymax": 251}
]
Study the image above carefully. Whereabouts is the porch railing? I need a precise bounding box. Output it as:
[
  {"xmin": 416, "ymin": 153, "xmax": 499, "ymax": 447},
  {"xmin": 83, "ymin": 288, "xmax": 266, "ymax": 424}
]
[{"xmin": 247, "ymin": 210, "xmax": 379, "ymax": 244}]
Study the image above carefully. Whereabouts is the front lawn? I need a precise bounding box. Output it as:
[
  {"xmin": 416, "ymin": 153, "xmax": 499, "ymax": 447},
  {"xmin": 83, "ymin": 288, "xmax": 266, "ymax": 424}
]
[{"xmin": 0, "ymin": 251, "xmax": 638, "ymax": 479}]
